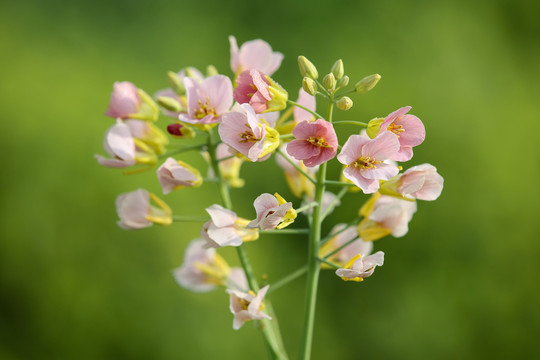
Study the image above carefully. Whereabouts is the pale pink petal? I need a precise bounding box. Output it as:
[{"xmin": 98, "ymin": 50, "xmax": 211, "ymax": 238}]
[
  {"xmin": 342, "ymin": 167, "xmax": 379, "ymax": 193},
  {"xmin": 234, "ymin": 72, "xmax": 256, "ymax": 103},
  {"xmin": 157, "ymin": 158, "xmax": 199, "ymax": 194},
  {"xmin": 396, "ymin": 114, "xmax": 425, "ymax": 147},
  {"xmin": 207, "ymin": 223, "xmax": 243, "ymax": 247},
  {"xmin": 391, "ymin": 147, "xmax": 414, "ymax": 162},
  {"xmin": 252, "ymin": 193, "xmax": 280, "ymax": 224},
  {"xmin": 303, "ymin": 147, "xmax": 336, "ymax": 167},
  {"xmin": 229, "ymin": 35, "xmax": 240, "ymax": 73},
  {"xmin": 361, "ymin": 163, "xmax": 399, "ymax": 180},
  {"xmin": 183, "ymin": 77, "xmax": 204, "ymax": 118},
  {"xmin": 105, "ymin": 81, "xmax": 140, "ymax": 118},
  {"xmin": 203, "ymin": 75, "xmax": 233, "ymax": 114},
  {"xmin": 380, "ymin": 106, "xmax": 411, "ymax": 130},
  {"xmin": 95, "ymin": 155, "xmax": 135, "ymax": 168},
  {"xmin": 206, "ymin": 204, "xmax": 237, "ymax": 227},
  {"xmin": 362, "ymin": 131, "xmax": 400, "ymax": 160},
  {"xmin": 249, "ymin": 91, "xmax": 269, "ymax": 113},
  {"xmin": 115, "ymin": 189, "xmax": 152, "ymax": 229},
  {"xmin": 291, "ymin": 120, "xmax": 314, "ymax": 140},
  {"xmin": 239, "ymin": 39, "xmax": 283, "ymax": 75},
  {"xmin": 258, "ymin": 111, "xmax": 279, "ymax": 128},
  {"xmin": 287, "ymin": 140, "xmax": 321, "ymax": 160},
  {"xmin": 104, "ymin": 120, "xmax": 136, "ymax": 161},
  {"xmin": 337, "ymin": 134, "xmax": 371, "ymax": 165}
]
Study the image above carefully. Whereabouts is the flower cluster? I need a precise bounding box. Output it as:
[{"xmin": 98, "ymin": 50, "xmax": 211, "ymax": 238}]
[{"xmin": 95, "ymin": 36, "xmax": 444, "ymax": 356}]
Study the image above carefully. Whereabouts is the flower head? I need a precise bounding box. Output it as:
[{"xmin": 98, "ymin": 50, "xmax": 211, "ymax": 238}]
[
  {"xmin": 105, "ymin": 81, "xmax": 159, "ymax": 121},
  {"xmin": 229, "ymin": 35, "xmax": 283, "ymax": 76},
  {"xmin": 172, "ymin": 239, "xmax": 231, "ymax": 292},
  {"xmin": 115, "ymin": 189, "xmax": 172, "ymax": 230},
  {"xmin": 335, "ymin": 252, "xmax": 384, "ymax": 282},
  {"xmin": 319, "ymin": 224, "xmax": 373, "ymax": 267},
  {"xmin": 157, "ymin": 158, "xmax": 202, "ymax": 194},
  {"xmin": 247, "ymin": 193, "xmax": 297, "ymax": 230},
  {"xmin": 337, "ymin": 132, "xmax": 400, "ymax": 193},
  {"xmin": 201, "ymin": 205, "xmax": 259, "ymax": 248},
  {"xmin": 219, "ymin": 104, "xmax": 280, "ymax": 162},
  {"xmin": 380, "ymin": 163, "xmax": 444, "ymax": 201},
  {"xmin": 357, "ymin": 193, "xmax": 417, "ymax": 241},
  {"xmin": 287, "ymin": 119, "xmax": 338, "ymax": 167},
  {"xmin": 377, "ymin": 106, "xmax": 425, "ymax": 161},
  {"xmin": 227, "ymin": 285, "xmax": 271, "ymax": 330},
  {"xmin": 233, "ymin": 69, "xmax": 288, "ymax": 114},
  {"xmin": 179, "ymin": 75, "xmax": 233, "ymax": 125}
]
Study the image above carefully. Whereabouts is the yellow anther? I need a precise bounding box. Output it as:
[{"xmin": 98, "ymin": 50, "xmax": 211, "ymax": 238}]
[
  {"xmin": 353, "ymin": 156, "xmax": 383, "ymax": 170},
  {"xmin": 388, "ymin": 123, "xmax": 405, "ymax": 137},
  {"xmin": 307, "ymin": 136, "xmax": 329, "ymax": 148},
  {"xmin": 194, "ymin": 97, "xmax": 217, "ymax": 119}
]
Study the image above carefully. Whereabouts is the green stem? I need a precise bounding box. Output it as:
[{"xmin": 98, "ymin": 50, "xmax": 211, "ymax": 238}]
[
  {"xmin": 267, "ymin": 265, "xmax": 308, "ymax": 294},
  {"xmin": 287, "ymin": 100, "xmax": 324, "ymax": 120},
  {"xmin": 158, "ymin": 143, "xmax": 207, "ymax": 159},
  {"xmin": 259, "ymin": 229, "xmax": 310, "ymax": 235},
  {"xmin": 316, "ymin": 257, "xmax": 341, "ymax": 269},
  {"xmin": 320, "ymin": 216, "xmax": 362, "ymax": 246},
  {"xmin": 295, "ymin": 202, "xmax": 318, "ymax": 214},
  {"xmin": 276, "ymin": 148, "xmax": 316, "ymax": 184},
  {"xmin": 325, "ymin": 180, "xmax": 357, "ymax": 187},
  {"xmin": 206, "ymin": 129, "xmax": 288, "ymax": 360},
  {"xmin": 322, "ymin": 237, "xmax": 358, "ymax": 260},
  {"xmin": 321, "ymin": 186, "xmax": 348, "ymax": 220},
  {"xmin": 334, "ymin": 88, "xmax": 356, "ymax": 98},
  {"xmin": 332, "ymin": 120, "xmax": 368, "ymax": 127},
  {"xmin": 299, "ymin": 93, "xmax": 335, "ymax": 360}
]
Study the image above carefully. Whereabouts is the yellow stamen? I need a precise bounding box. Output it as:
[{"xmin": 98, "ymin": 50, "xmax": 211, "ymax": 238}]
[
  {"xmin": 306, "ymin": 136, "xmax": 329, "ymax": 148},
  {"xmin": 387, "ymin": 123, "xmax": 405, "ymax": 137},
  {"xmin": 194, "ymin": 97, "xmax": 217, "ymax": 119},
  {"xmin": 353, "ymin": 156, "xmax": 383, "ymax": 170}
]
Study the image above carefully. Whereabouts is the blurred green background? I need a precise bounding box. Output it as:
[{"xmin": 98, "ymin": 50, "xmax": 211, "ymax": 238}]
[{"xmin": 1, "ymin": 0, "xmax": 539, "ymax": 358}]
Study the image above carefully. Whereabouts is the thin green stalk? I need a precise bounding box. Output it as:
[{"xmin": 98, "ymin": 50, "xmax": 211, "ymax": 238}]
[
  {"xmin": 322, "ymin": 237, "xmax": 358, "ymax": 260},
  {"xmin": 321, "ymin": 187, "xmax": 348, "ymax": 220},
  {"xmin": 172, "ymin": 215, "xmax": 208, "ymax": 222},
  {"xmin": 320, "ymin": 216, "xmax": 362, "ymax": 246},
  {"xmin": 267, "ymin": 265, "xmax": 308, "ymax": 295},
  {"xmin": 325, "ymin": 180, "xmax": 357, "ymax": 187},
  {"xmin": 158, "ymin": 143, "xmax": 207, "ymax": 159},
  {"xmin": 206, "ymin": 129, "xmax": 288, "ymax": 360},
  {"xmin": 316, "ymin": 257, "xmax": 341, "ymax": 269},
  {"xmin": 287, "ymin": 100, "xmax": 325, "ymax": 120},
  {"xmin": 259, "ymin": 229, "xmax": 310, "ymax": 235},
  {"xmin": 332, "ymin": 120, "xmax": 368, "ymax": 127},
  {"xmin": 299, "ymin": 93, "xmax": 335, "ymax": 360},
  {"xmin": 295, "ymin": 202, "xmax": 318, "ymax": 214},
  {"xmin": 334, "ymin": 88, "xmax": 356, "ymax": 98}
]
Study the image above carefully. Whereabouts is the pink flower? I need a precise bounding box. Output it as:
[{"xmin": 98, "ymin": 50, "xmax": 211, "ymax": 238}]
[
  {"xmin": 319, "ymin": 224, "xmax": 373, "ymax": 267},
  {"xmin": 229, "ymin": 35, "xmax": 283, "ymax": 76},
  {"xmin": 337, "ymin": 132, "xmax": 400, "ymax": 193},
  {"xmin": 247, "ymin": 193, "xmax": 296, "ymax": 230},
  {"xmin": 172, "ymin": 239, "xmax": 231, "ymax": 292},
  {"xmin": 358, "ymin": 193, "xmax": 417, "ymax": 241},
  {"xmin": 201, "ymin": 205, "xmax": 258, "ymax": 248},
  {"xmin": 115, "ymin": 189, "xmax": 172, "ymax": 230},
  {"xmin": 287, "ymin": 119, "xmax": 338, "ymax": 167},
  {"xmin": 179, "ymin": 75, "xmax": 233, "ymax": 125},
  {"xmin": 95, "ymin": 120, "xmax": 137, "ymax": 168},
  {"xmin": 105, "ymin": 81, "xmax": 159, "ymax": 121},
  {"xmin": 227, "ymin": 285, "xmax": 271, "ymax": 330},
  {"xmin": 219, "ymin": 104, "xmax": 280, "ymax": 162},
  {"xmin": 157, "ymin": 158, "xmax": 202, "ymax": 194},
  {"xmin": 233, "ymin": 70, "xmax": 288, "ymax": 114},
  {"xmin": 380, "ymin": 163, "xmax": 444, "ymax": 201},
  {"xmin": 378, "ymin": 106, "xmax": 425, "ymax": 161},
  {"xmin": 335, "ymin": 252, "xmax": 384, "ymax": 282}
]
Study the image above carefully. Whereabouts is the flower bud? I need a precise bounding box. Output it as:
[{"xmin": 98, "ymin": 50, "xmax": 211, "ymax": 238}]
[
  {"xmin": 298, "ymin": 56, "xmax": 319, "ymax": 79},
  {"xmin": 331, "ymin": 59, "xmax": 344, "ymax": 80},
  {"xmin": 366, "ymin": 117, "xmax": 385, "ymax": 139},
  {"xmin": 336, "ymin": 96, "xmax": 353, "ymax": 111},
  {"xmin": 168, "ymin": 71, "xmax": 185, "ymax": 95},
  {"xmin": 206, "ymin": 65, "xmax": 219, "ymax": 77},
  {"xmin": 302, "ymin": 77, "xmax": 318, "ymax": 96},
  {"xmin": 157, "ymin": 96, "xmax": 182, "ymax": 112},
  {"xmin": 167, "ymin": 123, "xmax": 196, "ymax": 139},
  {"xmin": 323, "ymin": 73, "xmax": 336, "ymax": 91},
  {"xmin": 336, "ymin": 75, "xmax": 349, "ymax": 89},
  {"xmin": 355, "ymin": 74, "xmax": 381, "ymax": 94}
]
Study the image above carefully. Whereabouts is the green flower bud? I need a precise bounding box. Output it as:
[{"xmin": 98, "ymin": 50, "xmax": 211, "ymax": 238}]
[
  {"xmin": 206, "ymin": 65, "xmax": 219, "ymax": 77},
  {"xmin": 298, "ymin": 56, "xmax": 319, "ymax": 79},
  {"xmin": 302, "ymin": 77, "xmax": 318, "ymax": 96},
  {"xmin": 157, "ymin": 96, "xmax": 182, "ymax": 112},
  {"xmin": 355, "ymin": 74, "xmax": 381, "ymax": 94},
  {"xmin": 336, "ymin": 75, "xmax": 349, "ymax": 89},
  {"xmin": 331, "ymin": 59, "xmax": 344, "ymax": 80},
  {"xmin": 167, "ymin": 71, "xmax": 185, "ymax": 95},
  {"xmin": 336, "ymin": 96, "xmax": 353, "ymax": 111},
  {"xmin": 323, "ymin": 73, "xmax": 336, "ymax": 91},
  {"xmin": 367, "ymin": 117, "xmax": 385, "ymax": 138}
]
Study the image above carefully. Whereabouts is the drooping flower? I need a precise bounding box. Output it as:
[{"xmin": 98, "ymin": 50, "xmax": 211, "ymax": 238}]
[
  {"xmin": 247, "ymin": 193, "xmax": 296, "ymax": 230},
  {"xmin": 125, "ymin": 119, "xmax": 168, "ymax": 156},
  {"xmin": 357, "ymin": 193, "xmax": 417, "ymax": 241},
  {"xmin": 319, "ymin": 224, "xmax": 373, "ymax": 268},
  {"xmin": 157, "ymin": 157, "xmax": 202, "ymax": 194},
  {"xmin": 287, "ymin": 119, "xmax": 338, "ymax": 167},
  {"xmin": 219, "ymin": 104, "xmax": 280, "ymax": 162},
  {"xmin": 201, "ymin": 205, "xmax": 259, "ymax": 248},
  {"xmin": 95, "ymin": 119, "xmax": 159, "ymax": 168},
  {"xmin": 335, "ymin": 252, "xmax": 385, "ymax": 282},
  {"xmin": 233, "ymin": 69, "xmax": 288, "ymax": 114},
  {"xmin": 227, "ymin": 285, "xmax": 272, "ymax": 330},
  {"xmin": 276, "ymin": 146, "xmax": 317, "ymax": 198},
  {"xmin": 105, "ymin": 81, "xmax": 159, "ymax": 121},
  {"xmin": 172, "ymin": 239, "xmax": 231, "ymax": 292},
  {"xmin": 115, "ymin": 189, "xmax": 172, "ymax": 230},
  {"xmin": 178, "ymin": 75, "xmax": 233, "ymax": 126},
  {"xmin": 229, "ymin": 35, "xmax": 283, "ymax": 76},
  {"xmin": 337, "ymin": 132, "xmax": 400, "ymax": 194},
  {"xmin": 377, "ymin": 106, "xmax": 425, "ymax": 162},
  {"xmin": 379, "ymin": 163, "xmax": 444, "ymax": 201}
]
